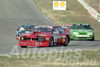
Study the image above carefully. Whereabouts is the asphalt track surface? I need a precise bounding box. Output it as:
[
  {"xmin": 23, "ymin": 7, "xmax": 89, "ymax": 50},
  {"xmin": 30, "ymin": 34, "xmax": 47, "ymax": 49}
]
[{"xmin": 0, "ymin": 0, "xmax": 100, "ymax": 55}]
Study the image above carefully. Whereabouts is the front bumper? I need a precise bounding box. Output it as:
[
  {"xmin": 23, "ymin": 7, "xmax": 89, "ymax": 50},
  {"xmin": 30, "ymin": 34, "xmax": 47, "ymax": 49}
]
[
  {"xmin": 71, "ymin": 35, "xmax": 93, "ymax": 40},
  {"xmin": 19, "ymin": 40, "xmax": 50, "ymax": 47}
]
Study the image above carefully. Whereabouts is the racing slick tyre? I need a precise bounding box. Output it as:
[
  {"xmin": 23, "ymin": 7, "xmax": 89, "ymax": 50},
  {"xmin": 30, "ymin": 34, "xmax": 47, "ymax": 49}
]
[
  {"xmin": 64, "ymin": 36, "xmax": 70, "ymax": 46},
  {"xmin": 20, "ymin": 46, "xmax": 27, "ymax": 48},
  {"xmin": 90, "ymin": 36, "xmax": 95, "ymax": 41},
  {"xmin": 49, "ymin": 37, "xmax": 54, "ymax": 47}
]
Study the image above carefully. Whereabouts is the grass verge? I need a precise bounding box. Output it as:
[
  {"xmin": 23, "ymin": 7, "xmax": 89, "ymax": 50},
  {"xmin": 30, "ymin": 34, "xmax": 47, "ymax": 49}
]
[
  {"xmin": 33, "ymin": 0, "xmax": 100, "ymax": 40},
  {"xmin": 0, "ymin": 50, "xmax": 100, "ymax": 67}
]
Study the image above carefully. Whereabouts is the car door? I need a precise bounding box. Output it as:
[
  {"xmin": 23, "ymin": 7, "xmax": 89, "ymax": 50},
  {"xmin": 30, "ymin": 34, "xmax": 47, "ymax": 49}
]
[
  {"xmin": 52, "ymin": 27, "xmax": 60, "ymax": 45},
  {"xmin": 58, "ymin": 27, "xmax": 66, "ymax": 45}
]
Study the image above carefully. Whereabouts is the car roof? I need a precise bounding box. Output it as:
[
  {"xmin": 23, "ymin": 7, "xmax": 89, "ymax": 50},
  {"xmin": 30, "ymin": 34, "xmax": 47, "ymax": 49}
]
[
  {"xmin": 73, "ymin": 23, "xmax": 89, "ymax": 25},
  {"xmin": 19, "ymin": 25, "xmax": 35, "ymax": 27},
  {"xmin": 61, "ymin": 24, "xmax": 72, "ymax": 26},
  {"xmin": 36, "ymin": 25, "xmax": 59, "ymax": 28}
]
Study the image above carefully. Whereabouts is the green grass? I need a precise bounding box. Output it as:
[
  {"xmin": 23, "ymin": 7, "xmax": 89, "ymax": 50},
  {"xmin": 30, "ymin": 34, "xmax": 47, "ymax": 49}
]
[
  {"xmin": 85, "ymin": 0, "xmax": 100, "ymax": 13},
  {"xmin": 33, "ymin": 0, "xmax": 100, "ymax": 40},
  {"xmin": 0, "ymin": 50, "xmax": 100, "ymax": 67}
]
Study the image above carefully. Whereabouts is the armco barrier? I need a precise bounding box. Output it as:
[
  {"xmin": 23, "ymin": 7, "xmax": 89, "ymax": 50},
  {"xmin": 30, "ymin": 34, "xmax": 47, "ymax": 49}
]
[{"xmin": 78, "ymin": 0, "xmax": 100, "ymax": 22}]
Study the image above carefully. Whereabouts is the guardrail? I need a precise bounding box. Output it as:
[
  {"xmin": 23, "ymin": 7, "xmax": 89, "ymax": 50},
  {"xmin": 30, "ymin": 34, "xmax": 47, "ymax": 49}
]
[{"xmin": 78, "ymin": 0, "xmax": 100, "ymax": 22}]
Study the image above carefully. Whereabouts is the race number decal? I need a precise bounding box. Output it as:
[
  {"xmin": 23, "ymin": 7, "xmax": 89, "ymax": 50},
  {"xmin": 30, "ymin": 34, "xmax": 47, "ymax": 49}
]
[{"xmin": 53, "ymin": 35, "xmax": 57, "ymax": 42}]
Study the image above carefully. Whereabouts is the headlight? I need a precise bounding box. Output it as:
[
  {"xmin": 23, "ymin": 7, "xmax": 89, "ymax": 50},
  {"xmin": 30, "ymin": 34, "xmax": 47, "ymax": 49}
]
[
  {"xmin": 73, "ymin": 32, "xmax": 78, "ymax": 35},
  {"xmin": 20, "ymin": 36, "xmax": 26, "ymax": 41},
  {"xmin": 88, "ymin": 32, "xmax": 93, "ymax": 35}
]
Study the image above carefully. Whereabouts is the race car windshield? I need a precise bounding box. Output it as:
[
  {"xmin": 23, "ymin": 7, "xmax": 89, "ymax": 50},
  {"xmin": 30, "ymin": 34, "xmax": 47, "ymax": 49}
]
[
  {"xmin": 33, "ymin": 27, "xmax": 52, "ymax": 32},
  {"xmin": 19, "ymin": 27, "xmax": 34, "ymax": 31},
  {"xmin": 71, "ymin": 24, "xmax": 92, "ymax": 29}
]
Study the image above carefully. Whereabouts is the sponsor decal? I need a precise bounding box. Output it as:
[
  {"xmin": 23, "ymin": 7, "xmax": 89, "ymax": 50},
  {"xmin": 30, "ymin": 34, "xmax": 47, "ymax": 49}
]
[
  {"xmin": 62, "ymin": 38, "xmax": 65, "ymax": 43},
  {"xmin": 26, "ymin": 34, "xmax": 30, "ymax": 36},
  {"xmin": 53, "ymin": 1, "xmax": 66, "ymax": 10},
  {"xmin": 39, "ymin": 34, "xmax": 47, "ymax": 36}
]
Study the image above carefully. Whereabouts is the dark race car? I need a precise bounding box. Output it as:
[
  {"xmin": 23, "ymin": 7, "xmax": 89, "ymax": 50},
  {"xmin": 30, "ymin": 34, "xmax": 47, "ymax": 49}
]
[
  {"xmin": 19, "ymin": 25, "xmax": 70, "ymax": 48},
  {"xmin": 16, "ymin": 25, "xmax": 35, "ymax": 40}
]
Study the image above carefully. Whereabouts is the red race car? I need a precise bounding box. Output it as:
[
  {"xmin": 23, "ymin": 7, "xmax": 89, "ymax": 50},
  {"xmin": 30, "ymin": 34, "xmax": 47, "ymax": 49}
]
[
  {"xmin": 61, "ymin": 24, "xmax": 72, "ymax": 33},
  {"xmin": 19, "ymin": 25, "xmax": 70, "ymax": 48}
]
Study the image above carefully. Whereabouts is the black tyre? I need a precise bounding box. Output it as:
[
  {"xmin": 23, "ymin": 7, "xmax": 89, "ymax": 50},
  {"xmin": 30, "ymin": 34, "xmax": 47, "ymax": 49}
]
[
  {"xmin": 49, "ymin": 37, "xmax": 54, "ymax": 47},
  {"xmin": 90, "ymin": 36, "xmax": 95, "ymax": 41},
  {"xmin": 64, "ymin": 36, "xmax": 69, "ymax": 46},
  {"xmin": 20, "ymin": 46, "xmax": 27, "ymax": 48}
]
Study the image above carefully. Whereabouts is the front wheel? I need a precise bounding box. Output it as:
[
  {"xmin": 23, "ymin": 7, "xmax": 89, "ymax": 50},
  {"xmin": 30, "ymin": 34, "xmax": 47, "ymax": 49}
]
[
  {"xmin": 90, "ymin": 36, "xmax": 95, "ymax": 41},
  {"xmin": 49, "ymin": 37, "xmax": 54, "ymax": 47},
  {"xmin": 64, "ymin": 36, "xmax": 70, "ymax": 46}
]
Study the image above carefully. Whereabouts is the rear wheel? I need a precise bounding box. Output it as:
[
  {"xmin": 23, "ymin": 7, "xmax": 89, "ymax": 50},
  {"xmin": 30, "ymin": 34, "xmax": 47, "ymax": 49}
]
[
  {"xmin": 64, "ymin": 36, "xmax": 69, "ymax": 46},
  {"xmin": 49, "ymin": 37, "xmax": 54, "ymax": 47},
  {"xmin": 20, "ymin": 46, "xmax": 27, "ymax": 48}
]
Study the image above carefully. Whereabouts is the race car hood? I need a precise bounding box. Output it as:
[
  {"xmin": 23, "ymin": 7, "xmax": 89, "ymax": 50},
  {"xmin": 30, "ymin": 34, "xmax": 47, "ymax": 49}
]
[
  {"xmin": 17, "ymin": 30, "xmax": 30, "ymax": 34},
  {"xmin": 33, "ymin": 32, "xmax": 52, "ymax": 37},
  {"xmin": 17, "ymin": 31, "xmax": 25, "ymax": 34},
  {"xmin": 70, "ymin": 29, "xmax": 93, "ymax": 32},
  {"xmin": 16, "ymin": 31, "xmax": 25, "ymax": 36},
  {"xmin": 21, "ymin": 31, "xmax": 51, "ymax": 38}
]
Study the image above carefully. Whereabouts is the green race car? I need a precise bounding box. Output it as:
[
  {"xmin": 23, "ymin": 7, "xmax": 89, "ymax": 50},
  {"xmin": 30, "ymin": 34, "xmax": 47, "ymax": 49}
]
[{"xmin": 70, "ymin": 23, "xmax": 94, "ymax": 41}]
